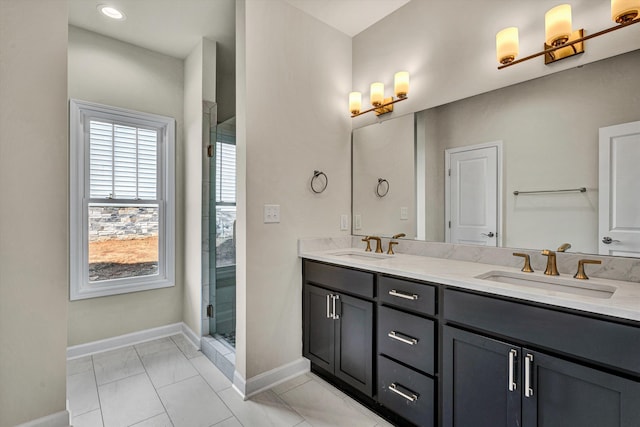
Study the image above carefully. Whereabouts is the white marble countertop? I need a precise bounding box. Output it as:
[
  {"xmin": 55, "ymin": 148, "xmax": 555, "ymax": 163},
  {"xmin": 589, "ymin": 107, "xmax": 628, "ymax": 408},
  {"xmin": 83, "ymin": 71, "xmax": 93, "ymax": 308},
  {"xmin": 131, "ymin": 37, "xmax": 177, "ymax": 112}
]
[{"xmin": 299, "ymin": 247, "xmax": 640, "ymax": 323}]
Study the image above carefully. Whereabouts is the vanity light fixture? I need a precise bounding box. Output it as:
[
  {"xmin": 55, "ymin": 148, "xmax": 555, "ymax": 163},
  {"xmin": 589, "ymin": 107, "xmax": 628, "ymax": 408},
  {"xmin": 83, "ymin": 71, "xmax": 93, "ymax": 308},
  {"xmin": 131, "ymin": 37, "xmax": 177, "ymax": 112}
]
[
  {"xmin": 349, "ymin": 71, "xmax": 409, "ymax": 117},
  {"xmin": 496, "ymin": 0, "xmax": 640, "ymax": 69},
  {"xmin": 98, "ymin": 5, "xmax": 126, "ymax": 20}
]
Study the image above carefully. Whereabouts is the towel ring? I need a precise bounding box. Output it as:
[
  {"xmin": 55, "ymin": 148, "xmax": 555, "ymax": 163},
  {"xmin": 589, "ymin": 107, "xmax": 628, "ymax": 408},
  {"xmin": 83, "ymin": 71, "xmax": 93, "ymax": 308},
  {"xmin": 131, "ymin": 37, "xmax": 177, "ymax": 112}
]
[
  {"xmin": 376, "ymin": 178, "xmax": 389, "ymax": 197},
  {"xmin": 311, "ymin": 170, "xmax": 328, "ymax": 194}
]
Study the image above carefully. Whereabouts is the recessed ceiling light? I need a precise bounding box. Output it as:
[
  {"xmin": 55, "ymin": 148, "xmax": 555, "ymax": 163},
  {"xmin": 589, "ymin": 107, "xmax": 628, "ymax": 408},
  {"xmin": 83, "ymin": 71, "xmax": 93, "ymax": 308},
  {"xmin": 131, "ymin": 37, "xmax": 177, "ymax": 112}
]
[{"xmin": 98, "ymin": 5, "xmax": 126, "ymax": 20}]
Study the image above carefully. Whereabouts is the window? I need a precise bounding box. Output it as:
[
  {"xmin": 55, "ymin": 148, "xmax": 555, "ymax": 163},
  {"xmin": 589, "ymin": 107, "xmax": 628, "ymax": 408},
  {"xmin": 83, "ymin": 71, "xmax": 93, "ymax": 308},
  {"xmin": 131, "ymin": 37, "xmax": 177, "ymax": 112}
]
[
  {"xmin": 70, "ymin": 100, "xmax": 175, "ymax": 300},
  {"xmin": 215, "ymin": 134, "xmax": 236, "ymax": 268}
]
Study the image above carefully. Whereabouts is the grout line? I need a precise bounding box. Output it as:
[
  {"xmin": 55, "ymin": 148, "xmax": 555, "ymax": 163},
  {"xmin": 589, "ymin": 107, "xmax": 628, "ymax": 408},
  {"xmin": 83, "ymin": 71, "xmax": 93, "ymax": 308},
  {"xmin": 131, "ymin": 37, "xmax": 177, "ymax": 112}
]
[
  {"xmin": 133, "ymin": 345, "xmax": 175, "ymax": 427},
  {"xmin": 90, "ymin": 355, "xmax": 107, "ymax": 427}
]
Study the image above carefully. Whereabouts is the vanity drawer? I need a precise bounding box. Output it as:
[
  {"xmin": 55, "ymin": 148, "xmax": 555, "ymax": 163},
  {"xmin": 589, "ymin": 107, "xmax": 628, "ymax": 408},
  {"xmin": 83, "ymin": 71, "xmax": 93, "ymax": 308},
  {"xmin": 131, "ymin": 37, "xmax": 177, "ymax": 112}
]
[
  {"xmin": 303, "ymin": 260, "xmax": 374, "ymax": 298},
  {"xmin": 379, "ymin": 276, "xmax": 436, "ymax": 316},
  {"xmin": 378, "ymin": 305, "xmax": 435, "ymax": 375},
  {"xmin": 444, "ymin": 288, "xmax": 640, "ymax": 376},
  {"xmin": 378, "ymin": 355, "xmax": 435, "ymax": 427}
]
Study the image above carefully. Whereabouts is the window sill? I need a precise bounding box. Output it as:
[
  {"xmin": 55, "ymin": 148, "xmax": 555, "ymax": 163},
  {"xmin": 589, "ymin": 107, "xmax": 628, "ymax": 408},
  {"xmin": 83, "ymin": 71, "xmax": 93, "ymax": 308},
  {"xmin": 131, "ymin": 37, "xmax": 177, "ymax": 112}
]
[{"xmin": 70, "ymin": 277, "xmax": 175, "ymax": 301}]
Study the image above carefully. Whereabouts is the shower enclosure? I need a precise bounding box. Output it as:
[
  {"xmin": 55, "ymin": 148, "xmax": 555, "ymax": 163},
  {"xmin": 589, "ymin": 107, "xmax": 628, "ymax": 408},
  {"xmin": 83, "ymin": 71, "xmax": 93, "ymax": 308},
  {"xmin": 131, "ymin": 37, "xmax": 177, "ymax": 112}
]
[{"xmin": 203, "ymin": 102, "xmax": 236, "ymax": 350}]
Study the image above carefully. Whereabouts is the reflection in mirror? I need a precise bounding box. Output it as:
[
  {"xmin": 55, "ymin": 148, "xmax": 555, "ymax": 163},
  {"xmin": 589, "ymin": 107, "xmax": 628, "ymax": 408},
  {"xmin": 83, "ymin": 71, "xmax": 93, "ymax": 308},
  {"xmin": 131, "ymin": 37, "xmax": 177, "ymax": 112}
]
[
  {"xmin": 352, "ymin": 49, "xmax": 640, "ymax": 257},
  {"xmin": 352, "ymin": 113, "xmax": 417, "ymax": 238}
]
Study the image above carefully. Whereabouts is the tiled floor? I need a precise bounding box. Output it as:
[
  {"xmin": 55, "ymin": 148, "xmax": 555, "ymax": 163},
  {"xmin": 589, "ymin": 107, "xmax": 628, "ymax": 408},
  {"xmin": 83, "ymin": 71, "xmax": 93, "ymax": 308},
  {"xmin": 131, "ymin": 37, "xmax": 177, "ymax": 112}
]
[{"xmin": 67, "ymin": 334, "xmax": 393, "ymax": 427}]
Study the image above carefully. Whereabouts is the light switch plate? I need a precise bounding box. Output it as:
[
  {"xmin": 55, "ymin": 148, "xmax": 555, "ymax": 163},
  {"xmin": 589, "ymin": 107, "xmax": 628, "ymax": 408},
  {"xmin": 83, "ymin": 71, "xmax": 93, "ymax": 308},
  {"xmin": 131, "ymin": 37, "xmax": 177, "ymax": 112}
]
[
  {"xmin": 340, "ymin": 214, "xmax": 349, "ymax": 231},
  {"xmin": 264, "ymin": 204, "xmax": 280, "ymax": 223},
  {"xmin": 400, "ymin": 207, "xmax": 409, "ymax": 220},
  {"xmin": 354, "ymin": 214, "xmax": 362, "ymax": 230}
]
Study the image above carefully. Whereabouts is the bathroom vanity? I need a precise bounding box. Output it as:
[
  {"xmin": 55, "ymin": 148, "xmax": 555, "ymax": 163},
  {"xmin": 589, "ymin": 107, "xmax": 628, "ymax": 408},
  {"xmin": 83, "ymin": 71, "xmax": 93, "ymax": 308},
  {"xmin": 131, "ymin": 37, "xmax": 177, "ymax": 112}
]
[{"xmin": 300, "ymin": 248, "xmax": 640, "ymax": 427}]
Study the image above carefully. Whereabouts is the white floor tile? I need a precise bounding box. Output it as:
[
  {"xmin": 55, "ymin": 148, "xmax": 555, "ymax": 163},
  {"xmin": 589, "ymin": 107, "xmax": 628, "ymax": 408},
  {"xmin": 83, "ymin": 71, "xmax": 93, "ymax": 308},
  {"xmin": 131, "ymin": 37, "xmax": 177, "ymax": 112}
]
[
  {"xmin": 157, "ymin": 376, "xmax": 232, "ymax": 427},
  {"xmin": 67, "ymin": 356, "xmax": 94, "ymax": 376},
  {"xmin": 219, "ymin": 388, "xmax": 304, "ymax": 427},
  {"xmin": 141, "ymin": 347, "xmax": 198, "ymax": 388},
  {"xmin": 294, "ymin": 422, "xmax": 313, "ymax": 427},
  {"xmin": 189, "ymin": 355, "xmax": 232, "ymax": 392},
  {"xmin": 211, "ymin": 417, "xmax": 243, "ymax": 427},
  {"xmin": 135, "ymin": 337, "xmax": 178, "ymax": 357},
  {"xmin": 72, "ymin": 408, "xmax": 103, "ymax": 427},
  {"xmin": 280, "ymin": 380, "xmax": 377, "ymax": 427},
  {"xmin": 93, "ymin": 346, "xmax": 145, "ymax": 385},
  {"xmin": 170, "ymin": 334, "xmax": 200, "ymax": 359},
  {"xmin": 99, "ymin": 373, "xmax": 165, "ymax": 427},
  {"xmin": 306, "ymin": 373, "xmax": 348, "ymax": 399},
  {"xmin": 129, "ymin": 412, "xmax": 173, "ymax": 427},
  {"xmin": 271, "ymin": 374, "xmax": 312, "ymax": 395},
  {"xmin": 67, "ymin": 370, "xmax": 100, "ymax": 417}
]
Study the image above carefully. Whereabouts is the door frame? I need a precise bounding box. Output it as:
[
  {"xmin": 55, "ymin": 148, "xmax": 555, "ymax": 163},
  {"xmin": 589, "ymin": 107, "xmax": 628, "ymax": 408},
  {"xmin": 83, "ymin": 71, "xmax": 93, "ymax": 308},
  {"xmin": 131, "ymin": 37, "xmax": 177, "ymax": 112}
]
[{"xmin": 445, "ymin": 141, "xmax": 503, "ymax": 247}]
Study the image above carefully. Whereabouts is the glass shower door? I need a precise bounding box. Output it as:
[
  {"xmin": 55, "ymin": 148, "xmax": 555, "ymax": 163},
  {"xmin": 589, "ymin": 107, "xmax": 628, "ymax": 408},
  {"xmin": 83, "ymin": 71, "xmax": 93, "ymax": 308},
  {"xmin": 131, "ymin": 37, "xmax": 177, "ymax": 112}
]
[{"xmin": 209, "ymin": 116, "xmax": 236, "ymax": 347}]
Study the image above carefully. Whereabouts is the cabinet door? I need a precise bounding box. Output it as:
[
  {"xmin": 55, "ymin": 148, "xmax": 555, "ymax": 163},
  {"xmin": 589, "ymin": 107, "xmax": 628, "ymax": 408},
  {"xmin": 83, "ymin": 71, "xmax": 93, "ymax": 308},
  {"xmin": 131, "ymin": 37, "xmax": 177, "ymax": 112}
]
[
  {"xmin": 522, "ymin": 349, "xmax": 640, "ymax": 427},
  {"xmin": 303, "ymin": 284, "xmax": 334, "ymax": 373},
  {"xmin": 334, "ymin": 292, "xmax": 374, "ymax": 396},
  {"xmin": 443, "ymin": 326, "xmax": 521, "ymax": 427}
]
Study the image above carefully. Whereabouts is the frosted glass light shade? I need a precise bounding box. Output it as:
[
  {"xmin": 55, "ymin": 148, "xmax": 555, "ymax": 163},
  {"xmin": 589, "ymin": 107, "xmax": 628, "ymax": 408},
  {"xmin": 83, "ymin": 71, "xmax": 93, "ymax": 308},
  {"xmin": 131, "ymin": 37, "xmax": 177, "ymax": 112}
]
[
  {"xmin": 545, "ymin": 4, "xmax": 572, "ymax": 46},
  {"xmin": 349, "ymin": 92, "xmax": 362, "ymax": 115},
  {"xmin": 611, "ymin": 0, "xmax": 640, "ymax": 23},
  {"xmin": 370, "ymin": 82, "xmax": 384, "ymax": 106},
  {"xmin": 394, "ymin": 72, "xmax": 410, "ymax": 98},
  {"xmin": 496, "ymin": 27, "xmax": 519, "ymax": 64}
]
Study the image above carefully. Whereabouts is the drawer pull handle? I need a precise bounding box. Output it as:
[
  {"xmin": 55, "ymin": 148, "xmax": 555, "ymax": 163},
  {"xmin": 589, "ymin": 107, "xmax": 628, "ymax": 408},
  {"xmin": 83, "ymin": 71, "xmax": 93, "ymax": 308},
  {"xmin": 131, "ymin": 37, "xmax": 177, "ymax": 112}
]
[
  {"xmin": 326, "ymin": 294, "xmax": 332, "ymax": 318},
  {"xmin": 388, "ymin": 331, "xmax": 418, "ymax": 345},
  {"xmin": 508, "ymin": 349, "xmax": 517, "ymax": 392},
  {"xmin": 389, "ymin": 289, "xmax": 419, "ymax": 300},
  {"xmin": 389, "ymin": 383, "xmax": 419, "ymax": 402},
  {"xmin": 524, "ymin": 353, "xmax": 534, "ymax": 398},
  {"xmin": 332, "ymin": 294, "xmax": 340, "ymax": 320}
]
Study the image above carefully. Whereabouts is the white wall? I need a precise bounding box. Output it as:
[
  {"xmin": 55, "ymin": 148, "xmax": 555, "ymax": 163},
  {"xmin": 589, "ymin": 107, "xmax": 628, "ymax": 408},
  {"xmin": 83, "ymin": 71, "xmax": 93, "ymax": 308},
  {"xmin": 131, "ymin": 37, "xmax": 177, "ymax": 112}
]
[
  {"xmin": 236, "ymin": 0, "xmax": 352, "ymax": 380},
  {"xmin": 352, "ymin": 0, "xmax": 640, "ymax": 129},
  {"xmin": 0, "ymin": 1, "xmax": 69, "ymax": 425},
  {"xmin": 183, "ymin": 38, "xmax": 216, "ymax": 337},
  {"xmin": 353, "ymin": 113, "xmax": 416, "ymax": 238},
  {"xmin": 423, "ymin": 50, "xmax": 640, "ymax": 253},
  {"xmin": 67, "ymin": 26, "xmax": 185, "ymax": 345}
]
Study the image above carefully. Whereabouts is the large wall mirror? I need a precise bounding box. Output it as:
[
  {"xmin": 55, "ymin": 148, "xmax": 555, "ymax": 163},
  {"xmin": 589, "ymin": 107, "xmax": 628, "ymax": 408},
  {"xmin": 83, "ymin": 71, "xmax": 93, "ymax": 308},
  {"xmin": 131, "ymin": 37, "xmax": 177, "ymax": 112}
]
[{"xmin": 352, "ymin": 49, "xmax": 640, "ymax": 258}]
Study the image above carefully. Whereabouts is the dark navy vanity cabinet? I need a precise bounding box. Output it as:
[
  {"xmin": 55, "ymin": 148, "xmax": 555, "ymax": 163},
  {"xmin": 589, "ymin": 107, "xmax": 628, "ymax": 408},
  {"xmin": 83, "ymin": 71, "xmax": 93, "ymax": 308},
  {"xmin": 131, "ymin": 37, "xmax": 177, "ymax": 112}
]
[{"xmin": 302, "ymin": 259, "xmax": 640, "ymax": 427}]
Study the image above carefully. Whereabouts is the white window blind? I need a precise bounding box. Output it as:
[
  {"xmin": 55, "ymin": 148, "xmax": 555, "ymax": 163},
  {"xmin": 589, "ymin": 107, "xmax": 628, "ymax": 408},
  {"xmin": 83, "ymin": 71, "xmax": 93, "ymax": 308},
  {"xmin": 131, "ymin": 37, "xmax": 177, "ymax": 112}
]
[
  {"xmin": 215, "ymin": 141, "xmax": 236, "ymax": 203},
  {"xmin": 89, "ymin": 120, "xmax": 158, "ymax": 200}
]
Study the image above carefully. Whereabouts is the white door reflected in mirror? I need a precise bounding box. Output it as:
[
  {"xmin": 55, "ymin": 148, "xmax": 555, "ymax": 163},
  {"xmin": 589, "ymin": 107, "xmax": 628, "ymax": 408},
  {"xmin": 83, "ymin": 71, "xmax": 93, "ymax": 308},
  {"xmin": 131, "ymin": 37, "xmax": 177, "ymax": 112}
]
[
  {"xmin": 445, "ymin": 142, "xmax": 502, "ymax": 247},
  {"xmin": 599, "ymin": 121, "xmax": 640, "ymax": 258}
]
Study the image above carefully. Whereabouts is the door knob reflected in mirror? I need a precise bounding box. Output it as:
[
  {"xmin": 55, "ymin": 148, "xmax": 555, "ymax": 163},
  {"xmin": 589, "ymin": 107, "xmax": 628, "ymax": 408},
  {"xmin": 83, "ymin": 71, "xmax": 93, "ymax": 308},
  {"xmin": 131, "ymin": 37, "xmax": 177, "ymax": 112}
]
[
  {"xmin": 602, "ymin": 236, "xmax": 620, "ymax": 244},
  {"xmin": 481, "ymin": 232, "xmax": 495, "ymax": 238}
]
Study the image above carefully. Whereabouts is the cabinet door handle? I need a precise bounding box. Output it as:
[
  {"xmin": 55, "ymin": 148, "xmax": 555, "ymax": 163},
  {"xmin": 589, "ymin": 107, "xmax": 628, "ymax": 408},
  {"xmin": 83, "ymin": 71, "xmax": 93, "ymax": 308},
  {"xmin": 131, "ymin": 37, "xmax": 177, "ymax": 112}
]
[
  {"xmin": 331, "ymin": 294, "xmax": 340, "ymax": 320},
  {"xmin": 388, "ymin": 289, "xmax": 419, "ymax": 300},
  {"xmin": 508, "ymin": 349, "xmax": 517, "ymax": 392},
  {"xmin": 326, "ymin": 294, "xmax": 332, "ymax": 318},
  {"xmin": 524, "ymin": 353, "xmax": 534, "ymax": 398},
  {"xmin": 388, "ymin": 383, "xmax": 419, "ymax": 402},
  {"xmin": 388, "ymin": 331, "xmax": 418, "ymax": 345}
]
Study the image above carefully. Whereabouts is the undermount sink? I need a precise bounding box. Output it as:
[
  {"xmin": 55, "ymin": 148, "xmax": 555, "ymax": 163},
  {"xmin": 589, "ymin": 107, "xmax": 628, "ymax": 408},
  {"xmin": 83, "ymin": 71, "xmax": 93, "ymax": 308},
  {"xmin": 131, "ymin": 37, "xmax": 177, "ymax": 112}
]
[
  {"xmin": 476, "ymin": 270, "xmax": 617, "ymax": 299},
  {"xmin": 330, "ymin": 249, "xmax": 393, "ymax": 261}
]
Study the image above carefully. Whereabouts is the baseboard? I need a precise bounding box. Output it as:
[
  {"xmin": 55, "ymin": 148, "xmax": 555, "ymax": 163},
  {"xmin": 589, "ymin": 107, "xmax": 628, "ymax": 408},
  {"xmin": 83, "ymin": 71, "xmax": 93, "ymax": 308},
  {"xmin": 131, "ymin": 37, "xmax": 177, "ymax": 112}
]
[
  {"xmin": 67, "ymin": 322, "xmax": 185, "ymax": 359},
  {"xmin": 233, "ymin": 357, "xmax": 310, "ymax": 400},
  {"xmin": 15, "ymin": 410, "xmax": 70, "ymax": 427},
  {"xmin": 181, "ymin": 322, "xmax": 201, "ymax": 348}
]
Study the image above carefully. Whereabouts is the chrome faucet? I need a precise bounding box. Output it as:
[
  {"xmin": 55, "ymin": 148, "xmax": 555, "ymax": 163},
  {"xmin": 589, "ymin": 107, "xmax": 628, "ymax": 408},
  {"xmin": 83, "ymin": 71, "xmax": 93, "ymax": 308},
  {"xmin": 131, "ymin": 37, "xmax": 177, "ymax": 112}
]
[{"xmin": 541, "ymin": 249, "xmax": 559, "ymax": 276}]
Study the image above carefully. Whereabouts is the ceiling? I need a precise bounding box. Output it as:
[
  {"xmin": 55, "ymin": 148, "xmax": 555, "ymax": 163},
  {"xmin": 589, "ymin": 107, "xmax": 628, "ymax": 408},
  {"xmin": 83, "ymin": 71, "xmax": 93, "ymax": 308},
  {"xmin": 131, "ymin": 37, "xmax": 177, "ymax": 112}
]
[
  {"xmin": 283, "ymin": 0, "xmax": 411, "ymax": 37},
  {"xmin": 67, "ymin": 0, "xmax": 408, "ymax": 60}
]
